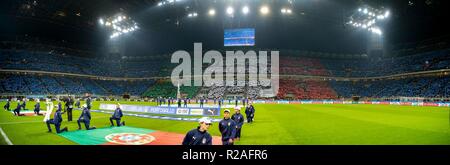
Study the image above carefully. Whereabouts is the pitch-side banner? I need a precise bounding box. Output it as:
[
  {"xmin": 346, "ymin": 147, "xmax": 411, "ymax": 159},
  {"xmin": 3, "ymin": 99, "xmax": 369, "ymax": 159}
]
[
  {"xmin": 251, "ymin": 100, "xmax": 450, "ymax": 107},
  {"xmin": 99, "ymin": 104, "xmax": 220, "ymax": 116},
  {"xmin": 159, "ymin": 104, "xmax": 235, "ymax": 108}
]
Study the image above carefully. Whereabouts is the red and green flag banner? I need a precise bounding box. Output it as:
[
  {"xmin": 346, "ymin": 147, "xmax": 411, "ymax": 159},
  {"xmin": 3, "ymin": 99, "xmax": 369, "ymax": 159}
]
[{"xmin": 59, "ymin": 126, "xmax": 221, "ymax": 145}]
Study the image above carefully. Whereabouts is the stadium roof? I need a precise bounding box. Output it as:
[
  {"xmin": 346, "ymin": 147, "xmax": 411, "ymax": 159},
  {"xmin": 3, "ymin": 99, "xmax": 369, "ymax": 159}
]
[{"xmin": 0, "ymin": 0, "xmax": 449, "ymax": 56}]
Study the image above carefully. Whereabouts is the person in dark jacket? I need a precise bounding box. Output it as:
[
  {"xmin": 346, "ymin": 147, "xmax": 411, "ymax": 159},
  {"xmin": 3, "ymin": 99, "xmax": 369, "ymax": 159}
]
[
  {"xmin": 57, "ymin": 100, "xmax": 63, "ymax": 113},
  {"xmin": 21, "ymin": 98, "xmax": 27, "ymax": 110},
  {"xmin": 110, "ymin": 103, "xmax": 125, "ymax": 127},
  {"xmin": 182, "ymin": 117, "xmax": 213, "ymax": 145},
  {"xmin": 249, "ymin": 103, "xmax": 255, "ymax": 123},
  {"xmin": 77, "ymin": 104, "xmax": 96, "ymax": 130},
  {"xmin": 199, "ymin": 97, "xmax": 204, "ymax": 108},
  {"xmin": 218, "ymin": 97, "xmax": 222, "ymax": 107},
  {"xmin": 85, "ymin": 95, "xmax": 92, "ymax": 110},
  {"xmin": 65, "ymin": 96, "xmax": 74, "ymax": 121},
  {"xmin": 168, "ymin": 97, "xmax": 171, "ymax": 107},
  {"xmin": 46, "ymin": 106, "xmax": 68, "ymax": 133},
  {"xmin": 245, "ymin": 104, "xmax": 255, "ymax": 123},
  {"xmin": 4, "ymin": 99, "xmax": 10, "ymax": 111},
  {"xmin": 245, "ymin": 105, "xmax": 250, "ymax": 123},
  {"xmin": 75, "ymin": 99, "xmax": 80, "ymax": 108},
  {"xmin": 34, "ymin": 99, "xmax": 41, "ymax": 115},
  {"xmin": 13, "ymin": 101, "xmax": 24, "ymax": 116},
  {"xmin": 219, "ymin": 109, "xmax": 237, "ymax": 145},
  {"xmin": 231, "ymin": 107, "xmax": 244, "ymax": 141}
]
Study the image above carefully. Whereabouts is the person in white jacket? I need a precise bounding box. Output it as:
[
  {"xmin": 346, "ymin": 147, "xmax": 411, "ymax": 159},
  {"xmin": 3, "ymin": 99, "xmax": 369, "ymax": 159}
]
[{"xmin": 43, "ymin": 98, "xmax": 54, "ymax": 122}]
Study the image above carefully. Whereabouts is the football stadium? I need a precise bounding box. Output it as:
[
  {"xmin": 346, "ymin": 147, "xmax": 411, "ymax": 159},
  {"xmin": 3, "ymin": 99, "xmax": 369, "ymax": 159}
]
[{"xmin": 0, "ymin": 0, "xmax": 449, "ymax": 151}]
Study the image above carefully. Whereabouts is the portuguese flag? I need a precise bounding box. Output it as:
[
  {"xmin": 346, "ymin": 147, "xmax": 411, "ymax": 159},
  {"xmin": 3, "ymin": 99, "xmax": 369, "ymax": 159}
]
[{"xmin": 59, "ymin": 126, "xmax": 221, "ymax": 145}]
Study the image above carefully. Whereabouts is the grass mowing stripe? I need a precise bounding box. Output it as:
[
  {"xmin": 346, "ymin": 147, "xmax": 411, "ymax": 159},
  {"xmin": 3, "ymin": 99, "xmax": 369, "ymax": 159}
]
[
  {"xmin": 251, "ymin": 104, "xmax": 449, "ymax": 144},
  {"xmin": 294, "ymin": 104, "xmax": 450, "ymax": 134},
  {"xmin": 324, "ymin": 104, "xmax": 449, "ymax": 117},
  {"xmin": 295, "ymin": 104, "xmax": 450, "ymax": 144},
  {"xmin": 238, "ymin": 104, "xmax": 299, "ymax": 145}
]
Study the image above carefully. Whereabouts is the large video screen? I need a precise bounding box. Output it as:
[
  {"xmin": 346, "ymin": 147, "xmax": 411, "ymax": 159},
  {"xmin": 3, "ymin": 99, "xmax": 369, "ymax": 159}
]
[{"xmin": 224, "ymin": 28, "xmax": 255, "ymax": 46}]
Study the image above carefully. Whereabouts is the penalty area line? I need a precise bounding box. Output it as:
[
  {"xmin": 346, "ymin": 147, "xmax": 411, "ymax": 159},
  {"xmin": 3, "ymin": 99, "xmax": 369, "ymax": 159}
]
[{"xmin": 0, "ymin": 127, "xmax": 13, "ymax": 145}]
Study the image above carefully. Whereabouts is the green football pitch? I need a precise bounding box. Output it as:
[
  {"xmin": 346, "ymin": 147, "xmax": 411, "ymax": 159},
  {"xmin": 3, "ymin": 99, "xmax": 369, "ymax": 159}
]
[{"xmin": 0, "ymin": 101, "xmax": 449, "ymax": 145}]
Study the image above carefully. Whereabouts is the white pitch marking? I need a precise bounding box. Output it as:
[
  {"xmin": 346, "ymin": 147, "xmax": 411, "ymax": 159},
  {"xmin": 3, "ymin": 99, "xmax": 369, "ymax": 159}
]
[{"xmin": 0, "ymin": 127, "xmax": 13, "ymax": 145}]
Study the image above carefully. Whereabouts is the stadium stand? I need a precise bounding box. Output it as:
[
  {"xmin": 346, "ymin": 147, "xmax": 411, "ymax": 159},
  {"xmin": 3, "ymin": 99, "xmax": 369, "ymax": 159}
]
[
  {"xmin": 280, "ymin": 57, "xmax": 330, "ymax": 76},
  {"xmin": 321, "ymin": 49, "xmax": 450, "ymax": 77},
  {"xmin": 331, "ymin": 77, "xmax": 450, "ymax": 98},
  {"xmin": 277, "ymin": 79, "xmax": 337, "ymax": 99},
  {"xmin": 0, "ymin": 74, "xmax": 155, "ymax": 96},
  {"xmin": 1, "ymin": 44, "xmax": 450, "ymax": 99},
  {"xmin": 0, "ymin": 49, "xmax": 168, "ymax": 78}
]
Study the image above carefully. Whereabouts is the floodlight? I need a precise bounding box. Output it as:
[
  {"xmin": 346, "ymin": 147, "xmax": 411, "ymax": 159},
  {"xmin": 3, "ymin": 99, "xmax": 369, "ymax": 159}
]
[
  {"xmin": 260, "ymin": 6, "xmax": 269, "ymax": 15},
  {"xmin": 208, "ymin": 9, "xmax": 216, "ymax": 16},
  {"xmin": 384, "ymin": 11, "xmax": 390, "ymax": 17},
  {"xmin": 242, "ymin": 6, "xmax": 249, "ymax": 15},
  {"xmin": 287, "ymin": 9, "xmax": 292, "ymax": 14},
  {"xmin": 227, "ymin": 6, "xmax": 234, "ymax": 15},
  {"xmin": 98, "ymin": 18, "xmax": 104, "ymax": 25}
]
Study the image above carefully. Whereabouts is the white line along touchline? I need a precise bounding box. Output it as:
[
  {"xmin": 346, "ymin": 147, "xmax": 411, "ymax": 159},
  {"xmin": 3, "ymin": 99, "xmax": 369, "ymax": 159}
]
[{"xmin": 0, "ymin": 127, "xmax": 13, "ymax": 145}]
